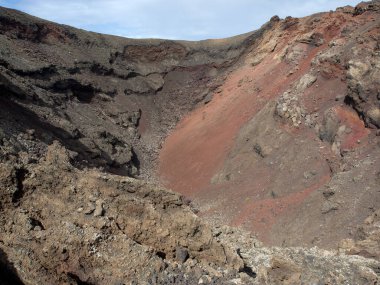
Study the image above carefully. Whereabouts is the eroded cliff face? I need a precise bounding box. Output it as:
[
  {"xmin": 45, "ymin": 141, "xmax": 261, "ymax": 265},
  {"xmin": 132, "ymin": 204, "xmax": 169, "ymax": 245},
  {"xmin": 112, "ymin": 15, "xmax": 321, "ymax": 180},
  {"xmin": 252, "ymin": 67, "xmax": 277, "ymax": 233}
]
[
  {"xmin": 0, "ymin": 6, "xmax": 266, "ymax": 180},
  {"xmin": 0, "ymin": 1, "xmax": 380, "ymax": 284}
]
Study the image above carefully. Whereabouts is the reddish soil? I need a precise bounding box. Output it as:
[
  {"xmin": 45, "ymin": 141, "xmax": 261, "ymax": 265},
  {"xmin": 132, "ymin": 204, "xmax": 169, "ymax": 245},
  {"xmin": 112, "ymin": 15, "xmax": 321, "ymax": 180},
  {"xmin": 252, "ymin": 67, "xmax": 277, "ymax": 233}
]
[
  {"xmin": 159, "ymin": 8, "xmax": 379, "ymax": 247},
  {"xmin": 160, "ymin": 56, "xmax": 298, "ymax": 196},
  {"xmin": 159, "ymin": 48, "xmax": 324, "ymax": 241},
  {"xmin": 231, "ymin": 174, "xmax": 331, "ymax": 242},
  {"xmin": 335, "ymin": 106, "xmax": 370, "ymax": 150}
]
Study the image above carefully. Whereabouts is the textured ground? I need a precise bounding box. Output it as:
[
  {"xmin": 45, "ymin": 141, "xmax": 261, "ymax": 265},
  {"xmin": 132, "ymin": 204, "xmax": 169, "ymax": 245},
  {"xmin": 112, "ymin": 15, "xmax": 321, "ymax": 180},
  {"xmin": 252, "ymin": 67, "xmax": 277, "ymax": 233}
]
[
  {"xmin": 159, "ymin": 0, "xmax": 380, "ymax": 251},
  {"xmin": 0, "ymin": 1, "xmax": 380, "ymax": 284},
  {"xmin": 1, "ymin": 142, "xmax": 379, "ymax": 284}
]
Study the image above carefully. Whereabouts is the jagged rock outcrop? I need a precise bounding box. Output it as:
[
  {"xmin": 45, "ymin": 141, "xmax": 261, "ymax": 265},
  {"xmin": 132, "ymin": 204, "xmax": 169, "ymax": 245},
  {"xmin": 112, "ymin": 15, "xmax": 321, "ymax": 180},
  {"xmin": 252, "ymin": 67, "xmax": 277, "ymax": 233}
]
[{"xmin": 0, "ymin": 142, "xmax": 246, "ymax": 284}]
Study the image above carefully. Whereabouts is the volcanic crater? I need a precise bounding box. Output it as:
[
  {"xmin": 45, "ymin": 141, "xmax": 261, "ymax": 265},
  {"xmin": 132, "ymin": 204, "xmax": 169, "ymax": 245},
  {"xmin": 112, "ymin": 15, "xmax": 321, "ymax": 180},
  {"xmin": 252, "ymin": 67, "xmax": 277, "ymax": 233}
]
[{"xmin": 0, "ymin": 1, "xmax": 380, "ymax": 284}]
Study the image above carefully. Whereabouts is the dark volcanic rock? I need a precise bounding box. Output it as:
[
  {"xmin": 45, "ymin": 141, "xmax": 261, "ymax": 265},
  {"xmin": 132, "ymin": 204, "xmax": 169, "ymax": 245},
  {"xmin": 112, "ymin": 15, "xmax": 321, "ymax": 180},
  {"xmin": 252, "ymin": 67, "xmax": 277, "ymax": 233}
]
[{"xmin": 0, "ymin": 5, "xmax": 262, "ymax": 179}]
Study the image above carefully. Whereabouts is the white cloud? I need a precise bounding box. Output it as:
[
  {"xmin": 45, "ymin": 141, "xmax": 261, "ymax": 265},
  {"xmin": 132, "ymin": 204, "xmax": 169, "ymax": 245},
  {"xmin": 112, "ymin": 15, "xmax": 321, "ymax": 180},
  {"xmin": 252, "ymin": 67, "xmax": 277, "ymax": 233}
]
[{"xmin": 2, "ymin": 0, "xmax": 362, "ymax": 40}]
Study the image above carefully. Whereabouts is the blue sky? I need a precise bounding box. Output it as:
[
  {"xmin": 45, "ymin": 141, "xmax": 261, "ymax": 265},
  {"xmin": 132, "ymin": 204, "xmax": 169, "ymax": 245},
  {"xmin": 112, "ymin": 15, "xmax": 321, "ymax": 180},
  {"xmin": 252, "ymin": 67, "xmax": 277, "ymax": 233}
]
[{"xmin": 0, "ymin": 0, "xmax": 362, "ymax": 40}]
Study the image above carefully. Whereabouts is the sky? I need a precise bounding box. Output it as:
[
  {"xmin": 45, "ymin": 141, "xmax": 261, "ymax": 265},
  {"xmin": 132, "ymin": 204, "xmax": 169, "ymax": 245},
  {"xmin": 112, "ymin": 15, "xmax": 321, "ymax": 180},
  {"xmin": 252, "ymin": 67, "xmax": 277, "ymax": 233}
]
[{"xmin": 0, "ymin": 0, "xmax": 362, "ymax": 40}]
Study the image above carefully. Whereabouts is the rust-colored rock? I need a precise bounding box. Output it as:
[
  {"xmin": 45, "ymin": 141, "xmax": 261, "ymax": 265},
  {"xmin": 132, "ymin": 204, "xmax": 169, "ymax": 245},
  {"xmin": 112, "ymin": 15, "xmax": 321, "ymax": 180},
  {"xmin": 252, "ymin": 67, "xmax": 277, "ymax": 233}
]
[{"xmin": 159, "ymin": 0, "xmax": 380, "ymax": 251}]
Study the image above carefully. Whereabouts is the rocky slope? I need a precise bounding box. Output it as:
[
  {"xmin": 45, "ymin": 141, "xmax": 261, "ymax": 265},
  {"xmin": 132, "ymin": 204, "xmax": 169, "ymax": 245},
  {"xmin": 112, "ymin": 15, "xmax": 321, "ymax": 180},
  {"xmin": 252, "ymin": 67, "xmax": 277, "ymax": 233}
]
[
  {"xmin": 0, "ymin": 5, "xmax": 266, "ymax": 179},
  {"xmin": 0, "ymin": 1, "xmax": 380, "ymax": 284},
  {"xmin": 159, "ymin": 0, "xmax": 380, "ymax": 251}
]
